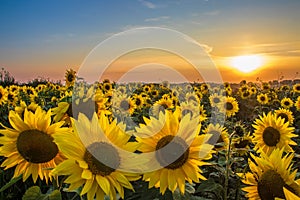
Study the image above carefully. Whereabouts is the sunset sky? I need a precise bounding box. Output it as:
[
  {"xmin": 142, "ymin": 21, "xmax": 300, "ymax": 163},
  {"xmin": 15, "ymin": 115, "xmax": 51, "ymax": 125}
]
[{"xmin": 1, "ymin": 0, "xmax": 299, "ymax": 83}]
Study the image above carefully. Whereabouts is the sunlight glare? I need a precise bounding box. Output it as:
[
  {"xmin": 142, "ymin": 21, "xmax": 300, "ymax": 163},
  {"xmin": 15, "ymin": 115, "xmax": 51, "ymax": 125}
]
[{"xmin": 231, "ymin": 55, "xmax": 263, "ymax": 73}]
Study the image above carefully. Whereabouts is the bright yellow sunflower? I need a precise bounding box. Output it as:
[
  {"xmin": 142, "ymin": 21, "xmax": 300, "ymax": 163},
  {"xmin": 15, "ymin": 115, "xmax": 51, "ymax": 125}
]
[
  {"xmin": 52, "ymin": 102, "xmax": 72, "ymax": 124},
  {"xmin": 52, "ymin": 113, "xmax": 140, "ymax": 200},
  {"xmin": 65, "ymin": 69, "xmax": 76, "ymax": 87},
  {"xmin": 240, "ymin": 148, "xmax": 300, "ymax": 199},
  {"xmin": 252, "ymin": 112, "xmax": 296, "ymax": 155},
  {"xmin": 0, "ymin": 107, "xmax": 68, "ymax": 183},
  {"xmin": 0, "ymin": 85, "xmax": 8, "ymax": 105},
  {"xmin": 203, "ymin": 123, "xmax": 229, "ymax": 150},
  {"xmin": 275, "ymin": 108, "xmax": 294, "ymax": 125},
  {"xmin": 293, "ymin": 83, "xmax": 300, "ymax": 94},
  {"xmin": 209, "ymin": 93, "xmax": 224, "ymax": 108},
  {"xmin": 257, "ymin": 93, "xmax": 269, "ymax": 105},
  {"xmin": 281, "ymin": 97, "xmax": 294, "ymax": 109},
  {"xmin": 151, "ymin": 96, "xmax": 174, "ymax": 118},
  {"xmin": 296, "ymin": 96, "xmax": 300, "ymax": 111},
  {"xmin": 222, "ymin": 96, "xmax": 239, "ymax": 118},
  {"xmin": 135, "ymin": 108, "xmax": 213, "ymax": 194}
]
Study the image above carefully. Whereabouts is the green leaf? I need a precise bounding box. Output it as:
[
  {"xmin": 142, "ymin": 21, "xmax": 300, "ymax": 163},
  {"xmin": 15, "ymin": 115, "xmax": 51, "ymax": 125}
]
[
  {"xmin": 22, "ymin": 186, "xmax": 46, "ymax": 200},
  {"xmin": 0, "ymin": 174, "xmax": 22, "ymax": 192},
  {"xmin": 48, "ymin": 190, "xmax": 62, "ymax": 200},
  {"xmin": 195, "ymin": 179, "xmax": 224, "ymax": 200}
]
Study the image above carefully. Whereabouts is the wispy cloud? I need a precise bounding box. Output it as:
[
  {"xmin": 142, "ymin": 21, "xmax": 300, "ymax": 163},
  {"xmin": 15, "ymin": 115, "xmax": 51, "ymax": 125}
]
[
  {"xmin": 145, "ymin": 16, "xmax": 170, "ymax": 22},
  {"xmin": 138, "ymin": 0, "xmax": 157, "ymax": 9},
  {"xmin": 233, "ymin": 42, "xmax": 300, "ymax": 57}
]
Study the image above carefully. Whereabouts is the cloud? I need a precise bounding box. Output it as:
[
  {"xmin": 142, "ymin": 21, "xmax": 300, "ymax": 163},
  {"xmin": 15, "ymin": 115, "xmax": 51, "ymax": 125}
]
[
  {"xmin": 145, "ymin": 16, "xmax": 170, "ymax": 22},
  {"xmin": 138, "ymin": 0, "xmax": 157, "ymax": 9},
  {"xmin": 233, "ymin": 42, "xmax": 300, "ymax": 57}
]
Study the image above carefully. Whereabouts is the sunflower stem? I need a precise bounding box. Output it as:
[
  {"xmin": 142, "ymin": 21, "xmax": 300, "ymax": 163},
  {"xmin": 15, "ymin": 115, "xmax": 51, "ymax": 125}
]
[{"xmin": 224, "ymin": 131, "xmax": 236, "ymax": 200}]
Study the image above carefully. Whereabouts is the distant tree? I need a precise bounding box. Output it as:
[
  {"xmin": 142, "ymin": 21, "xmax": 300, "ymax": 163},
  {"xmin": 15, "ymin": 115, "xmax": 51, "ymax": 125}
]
[{"xmin": 0, "ymin": 67, "xmax": 16, "ymax": 86}]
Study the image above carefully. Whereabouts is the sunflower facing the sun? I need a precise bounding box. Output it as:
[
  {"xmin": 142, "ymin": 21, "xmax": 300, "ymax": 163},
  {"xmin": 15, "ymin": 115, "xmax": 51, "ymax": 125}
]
[
  {"xmin": 135, "ymin": 108, "xmax": 213, "ymax": 194},
  {"xmin": 240, "ymin": 148, "xmax": 300, "ymax": 200},
  {"xmin": 252, "ymin": 112, "xmax": 296, "ymax": 155},
  {"xmin": 0, "ymin": 107, "xmax": 69, "ymax": 183},
  {"xmin": 52, "ymin": 113, "xmax": 141, "ymax": 200}
]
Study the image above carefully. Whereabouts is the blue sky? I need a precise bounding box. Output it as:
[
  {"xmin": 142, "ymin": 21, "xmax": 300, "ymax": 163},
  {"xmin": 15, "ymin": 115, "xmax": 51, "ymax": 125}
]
[{"xmin": 1, "ymin": 0, "xmax": 299, "ymax": 82}]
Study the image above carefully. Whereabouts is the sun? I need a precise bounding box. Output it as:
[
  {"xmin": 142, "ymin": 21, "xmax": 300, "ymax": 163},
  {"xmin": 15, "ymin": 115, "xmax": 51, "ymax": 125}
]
[{"xmin": 230, "ymin": 55, "xmax": 264, "ymax": 73}]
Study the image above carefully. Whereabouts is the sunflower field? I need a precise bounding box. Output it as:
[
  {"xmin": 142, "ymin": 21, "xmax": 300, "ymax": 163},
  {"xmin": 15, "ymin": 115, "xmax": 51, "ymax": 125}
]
[{"xmin": 1, "ymin": 69, "xmax": 300, "ymax": 200}]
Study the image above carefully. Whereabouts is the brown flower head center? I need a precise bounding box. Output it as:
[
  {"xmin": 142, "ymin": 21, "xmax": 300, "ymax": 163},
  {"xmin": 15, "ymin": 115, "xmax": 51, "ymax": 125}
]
[
  {"xmin": 260, "ymin": 96, "xmax": 266, "ymax": 101},
  {"xmin": 17, "ymin": 129, "xmax": 58, "ymax": 163},
  {"xmin": 277, "ymin": 113, "xmax": 289, "ymax": 123},
  {"xmin": 225, "ymin": 102, "xmax": 234, "ymax": 110},
  {"xmin": 182, "ymin": 109, "xmax": 193, "ymax": 117},
  {"xmin": 155, "ymin": 135, "xmax": 189, "ymax": 169},
  {"xmin": 84, "ymin": 142, "xmax": 120, "ymax": 176},
  {"xmin": 284, "ymin": 101, "xmax": 290, "ymax": 106},
  {"xmin": 67, "ymin": 74, "xmax": 75, "ymax": 82},
  {"xmin": 135, "ymin": 98, "xmax": 142, "ymax": 106},
  {"xmin": 257, "ymin": 170, "xmax": 285, "ymax": 200},
  {"xmin": 234, "ymin": 139, "xmax": 250, "ymax": 148},
  {"xmin": 262, "ymin": 126, "xmax": 280, "ymax": 147},
  {"xmin": 207, "ymin": 130, "xmax": 223, "ymax": 146},
  {"xmin": 120, "ymin": 100, "xmax": 130, "ymax": 111},
  {"xmin": 213, "ymin": 97, "xmax": 220, "ymax": 104}
]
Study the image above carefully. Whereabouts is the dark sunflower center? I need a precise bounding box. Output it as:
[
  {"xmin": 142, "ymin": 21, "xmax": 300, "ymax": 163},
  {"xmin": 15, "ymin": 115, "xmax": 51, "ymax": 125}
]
[
  {"xmin": 296, "ymin": 86, "xmax": 300, "ymax": 91},
  {"xmin": 84, "ymin": 142, "xmax": 120, "ymax": 176},
  {"xmin": 158, "ymin": 103, "xmax": 168, "ymax": 114},
  {"xmin": 104, "ymin": 85, "xmax": 111, "ymax": 91},
  {"xmin": 257, "ymin": 170, "xmax": 285, "ymax": 200},
  {"xmin": 67, "ymin": 74, "xmax": 74, "ymax": 82},
  {"xmin": 234, "ymin": 139, "xmax": 249, "ymax": 148},
  {"xmin": 262, "ymin": 127, "xmax": 280, "ymax": 147},
  {"xmin": 284, "ymin": 101, "xmax": 290, "ymax": 106},
  {"xmin": 277, "ymin": 113, "xmax": 289, "ymax": 123},
  {"xmin": 120, "ymin": 100, "xmax": 130, "ymax": 111},
  {"xmin": 188, "ymin": 96, "xmax": 197, "ymax": 102},
  {"xmin": 135, "ymin": 98, "xmax": 142, "ymax": 106},
  {"xmin": 260, "ymin": 96, "xmax": 266, "ymax": 101},
  {"xmin": 207, "ymin": 130, "xmax": 222, "ymax": 146},
  {"xmin": 225, "ymin": 102, "xmax": 234, "ymax": 110},
  {"xmin": 17, "ymin": 129, "xmax": 58, "ymax": 163},
  {"xmin": 26, "ymin": 89, "xmax": 33, "ymax": 95},
  {"xmin": 213, "ymin": 97, "xmax": 220, "ymax": 104},
  {"xmin": 155, "ymin": 135, "xmax": 189, "ymax": 169},
  {"xmin": 0, "ymin": 92, "xmax": 3, "ymax": 99}
]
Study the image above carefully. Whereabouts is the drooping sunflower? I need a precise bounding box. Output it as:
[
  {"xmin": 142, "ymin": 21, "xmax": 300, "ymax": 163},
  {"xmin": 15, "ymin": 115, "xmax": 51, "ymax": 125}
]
[
  {"xmin": 135, "ymin": 108, "xmax": 213, "ymax": 194},
  {"xmin": 0, "ymin": 107, "xmax": 68, "ymax": 183},
  {"xmin": 240, "ymin": 148, "xmax": 300, "ymax": 199},
  {"xmin": 222, "ymin": 96, "xmax": 239, "ymax": 118},
  {"xmin": 281, "ymin": 97, "xmax": 294, "ymax": 109},
  {"xmin": 203, "ymin": 123, "xmax": 229, "ymax": 150},
  {"xmin": 293, "ymin": 83, "xmax": 300, "ymax": 94},
  {"xmin": 65, "ymin": 69, "xmax": 76, "ymax": 87},
  {"xmin": 252, "ymin": 112, "xmax": 296, "ymax": 155},
  {"xmin": 0, "ymin": 85, "xmax": 8, "ymax": 105},
  {"xmin": 232, "ymin": 132, "xmax": 253, "ymax": 155},
  {"xmin": 52, "ymin": 113, "xmax": 140, "ymax": 200},
  {"xmin": 274, "ymin": 108, "xmax": 294, "ymax": 125},
  {"xmin": 257, "ymin": 93, "xmax": 269, "ymax": 105}
]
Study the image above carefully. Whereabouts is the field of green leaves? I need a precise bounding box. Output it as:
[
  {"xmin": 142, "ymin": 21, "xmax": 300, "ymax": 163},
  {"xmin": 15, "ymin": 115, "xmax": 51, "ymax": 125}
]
[{"xmin": 0, "ymin": 68, "xmax": 300, "ymax": 200}]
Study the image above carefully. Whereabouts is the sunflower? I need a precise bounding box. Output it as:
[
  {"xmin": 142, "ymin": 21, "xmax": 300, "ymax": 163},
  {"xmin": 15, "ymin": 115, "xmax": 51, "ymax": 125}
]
[
  {"xmin": 103, "ymin": 82, "xmax": 113, "ymax": 93},
  {"xmin": 52, "ymin": 102, "xmax": 73, "ymax": 124},
  {"xmin": 52, "ymin": 113, "xmax": 140, "ymax": 200},
  {"xmin": 232, "ymin": 132, "xmax": 252, "ymax": 155},
  {"xmin": 135, "ymin": 108, "xmax": 213, "ymax": 194},
  {"xmin": 209, "ymin": 93, "xmax": 224, "ymax": 108},
  {"xmin": 241, "ymin": 90, "xmax": 251, "ymax": 99},
  {"xmin": 0, "ymin": 107, "xmax": 68, "ymax": 183},
  {"xmin": 222, "ymin": 96, "xmax": 239, "ymax": 118},
  {"xmin": 275, "ymin": 108, "xmax": 294, "ymax": 125},
  {"xmin": 65, "ymin": 69, "xmax": 76, "ymax": 87},
  {"xmin": 240, "ymin": 148, "xmax": 300, "ymax": 199},
  {"xmin": 179, "ymin": 101, "xmax": 199, "ymax": 118},
  {"xmin": 151, "ymin": 96, "xmax": 174, "ymax": 118},
  {"xmin": 199, "ymin": 104, "xmax": 208, "ymax": 123},
  {"xmin": 0, "ymin": 85, "xmax": 8, "ymax": 105},
  {"xmin": 296, "ymin": 96, "xmax": 300, "ymax": 111},
  {"xmin": 203, "ymin": 123, "xmax": 229, "ymax": 150},
  {"xmin": 280, "ymin": 84, "xmax": 290, "ymax": 92},
  {"xmin": 261, "ymin": 82, "xmax": 271, "ymax": 91},
  {"xmin": 281, "ymin": 97, "xmax": 294, "ymax": 109},
  {"xmin": 252, "ymin": 112, "xmax": 296, "ymax": 155},
  {"xmin": 257, "ymin": 93, "xmax": 269, "ymax": 105},
  {"xmin": 293, "ymin": 83, "xmax": 300, "ymax": 94},
  {"xmin": 250, "ymin": 86, "xmax": 257, "ymax": 95},
  {"xmin": 131, "ymin": 94, "xmax": 144, "ymax": 109},
  {"xmin": 185, "ymin": 92, "xmax": 200, "ymax": 104}
]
